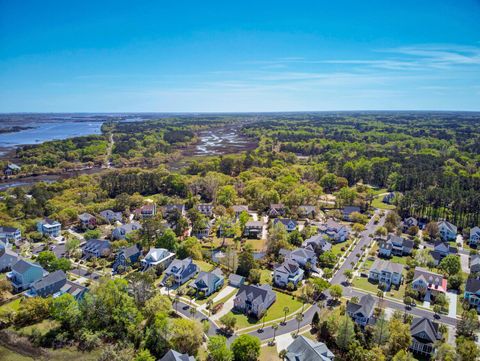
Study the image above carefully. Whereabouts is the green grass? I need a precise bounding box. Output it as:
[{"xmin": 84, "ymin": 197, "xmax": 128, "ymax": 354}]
[
  {"xmin": 194, "ymin": 260, "xmax": 215, "ymax": 272},
  {"xmin": 259, "ymin": 269, "xmax": 272, "ymax": 284},
  {"xmin": 372, "ymin": 196, "xmax": 396, "ymax": 210},
  {"xmin": 0, "ymin": 346, "xmax": 102, "ymax": 361},
  {"xmin": 352, "ymin": 276, "xmax": 380, "ymax": 294},
  {"xmin": 0, "ymin": 297, "xmax": 22, "ymax": 313},
  {"xmin": 389, "ymin": 256, "xmax": 408, "ymax": 265},
  {"xmin": 259, "ymin": 345, "xmax": 280, "ymax": 361},
  {"xmin": 228, "ymin": 291, "xmax": 303, "ymax": 328},
  {"xmin": 17, "ymin": 319, "xmax": 59, "ymax": 336},
  {"xmin": 212, "ymin": 287, "xmax": 237, "ymax": 308},
  {"xmin": 331, "ymin": 242, "xmax": 350, "ymax": 257},
  {"xmin": 386, "ymin": 282, "xmax": 406, "ymax": 300},
  {"xmin": 194, "ymin": 283, "xmax": 228, "ymax": 305}
]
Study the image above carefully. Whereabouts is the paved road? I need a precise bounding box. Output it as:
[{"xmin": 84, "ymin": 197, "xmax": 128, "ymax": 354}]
[{"xmin": 331, "ymin": 209, "xmax": 384, "ymax": 286}]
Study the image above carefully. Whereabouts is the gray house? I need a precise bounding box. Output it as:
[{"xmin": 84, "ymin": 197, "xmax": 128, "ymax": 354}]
[
  {"xmin": 233, "ymin": 284, "xmax": 276, "ymax": 318},
  {"xmin": 410, "ymin": 317, "xmax": 442, "ymax": 357},
  {"xmin": 244, "ymin": 221, "xmax": 263, "ymax": 239},
  {"xmin": 0, "ymin": 248, "xmax": 19, "ymax": 272},
  {"xmin": 27, "ymin": 270, "xmax": 67, "ymax": 298},
  {"xmin": 430, "ymin": 240, "xmax": 457, "ymax": 265},
  {"xmin": 470, "ymin": 254, "xmax": 480, "ymax": 274},
  {"xmin": 112, "ymin": 245, "xmax": 141, "ymax": 273},
  {"xmin": 191, "ymin": 268, "xmax": 224, "ymax": 297},
  {"xmin": 159, "ymin": 350, "xmax": 195, "ymax": 361},
  {"xmin": 302, "ymin": 235, "xmax": 332, "ymax": 254},
  {"xmin": 99, "ymin": 209, "xmax": 123, "ymax": 223},
  {"xmin": 112, "ymin": 222, "xmax": 141, "ymax": 240},
  {"xmin": 162, "ymin": 258, "xmax": 199, "ymax": 287},
  {"xmin": 7, "ymin": 259, "xmax": 45, "ymax": 292},
  {"xmin": 285, "ymin": 335, "xmax": 335, "ymax": 361},
  {"xmin": 378, "ymin": 234, "xmax": 414, "ymax": 257},
  {"xmin": 347, "ymin": 294, "xmax": 376, "ymax": 327},
  {"xmin": 82, "ymin": 239, "xmax": 111, "ymax": 259},
  {"xmin": 228, "ymin": 274, "xmax": 245, "ymax": 288},
  {"xmin": 0, "ymin": 226, "xmax": 22, "ymax": 243}
]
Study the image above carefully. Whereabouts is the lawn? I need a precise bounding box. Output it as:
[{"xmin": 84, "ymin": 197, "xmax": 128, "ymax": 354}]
[
  {"xmin": 331, "ymin": 241, "xmax": 350, "ymax": 257},
  {"xmin": 17, "ymin": 319, "xmax": 59, "ymax": 336},
  {"xmin": 194, "ymin": 283, "xmax": 229, "ymax": 305},
  {"xmin": 194, "ymin": 260, "xmax": 215, "ymax": 272},
  {"xmin": 0, "ymin": 297, "xmax": 22, "ymax": 313},
  {"xmin": 372, "ymin": 196, "xmax": 396, "ymax": 210},
  {"xmin": 389, "ymin": 255, "xmax": 408, "ymax": 265},
  {"xmin": 386, "ymin": 282, "xmax": 406, "ymax": 300},
  {"xmin": 352, "ymin": 276, "xmax": 380, "ymax": 294},
  {"xmin": 0, "ymin": 346, "xmax": 102, "ymax": 361},
  {"xmin": 245, "ymin": 238, "xmax": 267, "ymax": 251},
  {"xmin": 259, "ymin": 269, "xmax": 272, "ymax": 284},
  {"xmin": 259, "ymin": 345, "xmax": 281, "ymax": 361},
  {"xmin": 228, "ymin": 291, "xmax": 303, "ymax": 329},
  {"xmin": 212, "ymin": 288, "xmax": 237, "ymax": 308}
]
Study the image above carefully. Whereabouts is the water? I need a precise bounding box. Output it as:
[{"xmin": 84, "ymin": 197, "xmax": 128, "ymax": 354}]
[{"xmin": 0, "ymin": 121, "xmax": 103, "ymax": 148}]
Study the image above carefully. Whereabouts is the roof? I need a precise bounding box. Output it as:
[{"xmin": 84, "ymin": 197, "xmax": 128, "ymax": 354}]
[
  {"xmin": 466, "ymin": 278, "xmax": 480, "ymax": 293},
  {"xmin": 290, "ymin": 247, "xmax": 318, "ymax": 259},
  {"xmin": 165, "ymin": 258, "xmax": 198, "ymax": 277},
  {"xmin": 0, "ymin": 248, "xmax": 18, "ymax": 261},
  {"xmin": 275, "ymin": 259, "xmax": 300, "ymax": 275},
  {"xmin": 99, "ymin": 209, "xmax": 122, "ymax": 220},
  {"xmin": 274, "ymin": 218, "xmax": 297, "ymax": 228},
  {"xmin": 228, "ymin": 274, "xmax": 245, "ymax": 284},
  {"xmin": 433, "ymin": 240, "xmax": 457, "ymax": 254},
  {"xmin": 285, "ymin": 335, "xmax": 334, "ymax": 361},
  {"xmin": 115, "ymin": 222, "xmax": 141, "ymax": 234},
  {"xmin": 410, "ymin": 317, "xmax": 441, "ymax": 344},
  {"xmin": 193, "ymin": 268, "xmax": 224, "ymax": 289},
  {"xmin": 343, "ymin": 206, "xmax": 361, "ymax": 215},
  {"xmin": 246, "ymin": 221, "xmax": 263, "ymax": 228},
  {"xmin": 159, "ymin": 349, "xmax": 195, "ymax": 361},
  {"xmin": 32, "ymin": 270, "xmax": 66, "ymax": 291},
  {"xmin": 347, "ymin": 294, "xmax": 376, "ymax": 318},
  {"xmin": 7, "ymin": 163, "xmax": 21, "ymax": 170},
  {"xmin": 471, "ymin": 226, "xmax": 480, "ymax": 237},
  {"xmin": 370, "ymin": 259, "xmax": 404, "ymax": 274},
  {"xmin": 83, "ymin": 239, "xmax": 111, "ymax": 252},
  {"xmin": 144, "ymin": 248, "xmax": 174, "ymax": 262},
  {"xmin": 298, "ymin": 205, "xmax": 316, "ymax": 212},
  {"xmin": 413, "ymin": 267, "xmax": 446, "ymax": 292},
  {"xmin": 0, "ymin": 226, "xmax": 19, "ymax": 233},
  {"xmin": 235, "ymin": 284, "xmax": 275, "ymax": 305},
  {"xmin": 438, "ymin": 220, "xmax": 457, "ymax": 234},
  {"xmin": 119, "ymin": 245, "xmax": 140, "ymax": 259},
  {"xmin": 78, "ymin": 213, "xmax": 95, "ymax": 222},
  {"xmin": 232, "ymin": 205, "xmax": 248, "ymax": 212},
  {"xmin": 270, "ymin": 203, "xmax": 285, "ymax": 209},
  {"xmin": 12, "ymin": 259, "xmax": 43, "ymax": 274},
  {"xmin": 387, "ymin": 234, "xmax": 414, "ymax": 248},
  {"xmin": 470, "ymin": 254, "xmax": 480, "ymax": 269},
  {"xmin": 40, "ymin": 218, "xmax": 60, "ymax": 226}
]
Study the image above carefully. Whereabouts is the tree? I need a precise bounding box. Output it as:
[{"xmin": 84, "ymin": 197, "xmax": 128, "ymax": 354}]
[
  {"xmin": 352, "ymin": 223, "xmax": 366, "ymax": 235},
  {"xmin": 271, "ymin": 323, "xmax": 279, "ymax": 344},
  {"xmin": 170, "ymin": 318, "xmax": 203, "ymax": 356},
  {"xmin": 457, "ymin": 309, "xmax": 480, "ymax": 339},
  {"xmin": 439, "ymin": 254, "xmax": 461, "ymax": 276},
  {"xmin": 128, "ymin": 270, "xmax": 156, "ymax": 307},
  {"xmin": 387, "ymin": 318, "xmax": 412, "ymax": 357},
  {"xmin": 375, "ymin": 226, "xmax": 387, "ymax": 237},
  {"xmin": 65, "ymin": 237, "xmax": 80, "ymax": 257},
  {"xmin": 134, "ymin": 349, "xmax": 155, "ymax": 361},
  {"xmin": 143, "ymin": 294, "xmax": 172, "ymax": 322},
  {"xmin": 267, "ymin": 222, "xmax": 289, "ymax": 257},
  {"xmin": 425, "ymin": 221, "xmax": 440, "ymax": 239},
  {"xmin": 436, "ymin": 343, "xmax": 456, "ymax": 361},
  {"xmin": 312, "ymin": 311, "xmax": 320, "ymax": 330},
  {"xmin": 335, "ymin": 315, "xmax": 355, "ymax": 351},
  {"xmin": 247, "ymin": 268, "xmax": 262, "ymax": 284},
  {"xmin": 372, "ymin": 311, "xmax": 389, "ymax": 346},
  {"xmin": 0, "ymin": 279, "xmax": 12, "ymax": 301},
  {"xmin": 343, "ymin": 269, "xmax": 353, "ymax": 284},
  {"xmin": 84, "ymin": 229, "xmax": 101, "ymax": 240},
  {"xmin": 217, "ymin": 185, "xmax": 237, "ymax": 208},
  {"xmin": 456, "ymin": 336, "xmax": 478, "ymax": 361},
  {"xmin": 50, "ymin": 293, "xmax": 80, "ymax": 330},
  {"xmin": 15, "ymin": 297, "xmax": 51, "ymax": 326},
  {"xmin": 220, "ymin": 313, "xmax": 237, "ymax": 334},
  {"xmin": 282, "ymin": 306, "xmax": 289, "ymax": 324},
  {"xmin": 329, "ymin": 284, "xmax": 343, "ymax": 301},
  {"xmin": 295, "ymin": 313, "xmax": 304, "ymax": 335},
  {"xmin": 287, "ymin": 230, "xmax": 303, "ymax": 247},
  {"xmin": 237, "ymin": 244, "xmax": 256, "ymax": 277},
  {"xmin": 156, "ymin": 228, "xmax": 178, "ymax": 251},
  {"xmin": 238, "ymin": 211, "xmax": 250, "ymax": 232},
  {"xmin": 392, "ymin": 350, "xmax": 416, "ymax": 361},
  {"xmin": 231, "ymin": 334, "xmax": 261, "ymax": 361},
  {"xmin": 177, "ymin": 236, "xmax": 203, "ymax": 260},
  {"xmin": 208, "ymin": 336, "xmax": 233, "ymax": 361}
]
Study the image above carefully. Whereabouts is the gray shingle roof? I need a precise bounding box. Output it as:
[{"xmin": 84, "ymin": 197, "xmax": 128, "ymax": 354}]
[
  {"xmin": 12, "ymin": 259, "xmax": 43, "ymax": 274},
  {"xmin": 346, "ymin": 294, "xmax": 376, "ymax": 318},
  {"xmin": 410, "ymin": 317, "xmax": 441, "ymax": 344},
  {"xmin": 159, "ymin": 349, "xmax": 195, "ymax": 361},
  {"xmin": 370, "ymin": 259, "xmax": 404, "ymax": 274},
  {"xmin": 466, "ymin": 278, "xmax": 480, "ymax": 293},
  {"xmin": 285, "ymin": 335, "xmax": 334, "ymax": 361},
  {"xmin": 31, "ymin": 270, "xmax": 66, "ymax": 291}
]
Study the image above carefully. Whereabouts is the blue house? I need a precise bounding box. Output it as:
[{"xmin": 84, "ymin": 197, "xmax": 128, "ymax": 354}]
[
  {"xmin": 112, "ymin": 222, "xmax": 141, "ymax": 240},
  {"xmin": 112, "ymin": 245, "xmax": 141, "ymax": 274},
  {"xmin": 0, "ymin": 226, "xmax": 22, "ymax": 244},
  {"xmin": 162, "ymin": 258, "xmax": 199, "ymax": 287},
  {"xmin": 7, "ymin": 259, "xmax": 45, "ymax": 292},
  {"xmin": 191, "ymin": 268, "xmax": 224, "ymax": 297},
  {"xmin": 37, "ymin": 218, "xmax": 61, "ymax": 238},
  {"xmin": 99, "ymin": 209, "xmax": 123, "ymax": 223},
  {"xmin": 273, "ymin": 218, "xmax": 298, "ymax": 232},
  {"xmin": 0, "ymin": 248, "xmax": 19, "ymax": 272}
]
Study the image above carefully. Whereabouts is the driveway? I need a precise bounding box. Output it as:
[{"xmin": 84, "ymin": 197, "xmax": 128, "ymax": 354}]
[
  {"xmin": 460, "ymin": 253, "xmax": 470, "ymax": 274},
  {"xmin": 446, "ymin": 291, "xmax": 458, "ymax": 318},
  {"xmin": 211, "ymin": 292, "xmax": 236, "ymax": 320},
  {"xmin": 275, "ymin": 333, "xmax": 294, "ymax": 352},
  {"xmin": 212, "ymin": 286, "xmax": 236, "ymax": 303}
]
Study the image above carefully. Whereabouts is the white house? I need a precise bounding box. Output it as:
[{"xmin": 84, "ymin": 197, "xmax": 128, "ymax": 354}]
[
  {"xmin": 141, "ymin": 248, "xmax": 176, "ymax": 270},
  {"xmin": 317, "ymin": 219, "xmax": 349, "ymax": 243},
  {"xmin": 273, "ymin": 260, "xmax": 304, "ymax": 288},
  {"xmin": 368, "ymin": 259, "xmax": 404, "ymax": 289},
  {"xmin": 411, "ymin": 267, "xmax": 447, "ymax": 301},
  {"xmin": 437, "ymin": 220, "xmax": 457, "ymax": 241}
]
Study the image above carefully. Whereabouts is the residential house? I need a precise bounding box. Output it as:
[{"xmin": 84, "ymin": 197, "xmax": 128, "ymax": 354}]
[
  {"xmin": 82, "ymin": 239, "xmax": 111, "ymax": 259},
  {"xmin": 134, "ymin": 203, "xmax": 157, "ymax": 219},
  {"xmin": 141, "ymin": 247, "xmax": 176, "ymax": 270},
  {"xmin": 232, "ymin": 205, "xmax": 248, "ymax": 218},
  {"xmin": 464, "ymin": 278, "xmax": 480, "ymax": 311},
  {"xmin": 273, "ymin": 218, "xmax": 297, "ymax": 232},
  {"xmin": 378, "ymin": 234, "xmax": 414, "ymax": 257},
  {"xmin": 27, "ymin": 270, "xmax": 67, "ymax": 298},
  {"xmin": 0, "ymin": 248, "xmax": 18, "ymax": 272},
  {"xmin": 196, "ymin": 203, "xmax": 214, "ymax": 217},
  {"xmin": 317, "ymin": 219, "xmax": 349, "ymax": 243},
  {"xmin": 402, "ymin": 217, "xmax": 419, "ymax": 232},
  {"xmin": 192, "ymin": 221, "xmax": 212, "ymax": 239},
  {"xmin": 409, "ymin": 317, "xmax": 442, "ymax": 357},
  {"xmin": 228, "ymin": 274, "xmax": 245, "ymax": 288},
  {"xmin": 191, "ymin": 268, "xmax": 224, "ymax": 297},
  {"xmin": 302, "ymin": 235, "xmax": 332, "ymax": 255},
  {"xmin": 383, "ymin": 192, "xmax": 395, "ymax": 204},
  {"xmin": 285, "ymin": 247, "xmax": 318, "ymax": 270},
  {"xmin": 285, "ymin": 335, "xmax": 335, "ymax": 361},
  {"xmin": 78, "ymin": 212, "xmax": 96, "ymax": 230},
  {"xmin": 268, "ymin": 203, "xmax": 286, "ymax": 218},
  {"xmin": 112, "ymin": 222, "xmax": 141, "ymax": 240},
  {"xmin": 470, "ymin": 254, "xmax": 480, "ymax": 274},
  {"xmin": 37, "ymin": 218, "xmax": 61, "ymax": 237},
  {"xmin": 162, "ymin": 258, "xmax": 199, "ymax": 287},
  {"xmin": 99, "ymin": 209, "xmax": 123, "ymax": 224},
  {"xmin": 430, "ymin": 240, "xmax": 457, "ymax": 266},
  {"xmin": 347, "ymin": 294, "xmax": 376, "ymax": 327},
  {"xmin": 273, "ymin": 259, "xmax": 304, "ymax": 287},
  {"xmin": 159, "ymin": 350, "xmax": 195, "ymax": 361},
  {"xmin": 112, "ymin": 245, "xmax": 141, "ymax": 273},
  {"xmin": 411, "ymin": 267, "xmax": 447, "ymax": 301},
  {"xmin": 244, "ymin": 221, "xmax": 263, "ymax": 239},
  {"xmin": 233, "ymin": 284, "xmax": 276, "ymax": 318},
  {"xmin": 3, "ymin": 163, "xmax": 21, "ymax": 176},
  {"xmin": 342, "ymin": 206, "xmax": 361, "ymax": 221},
  {"xmin": 297, "ymin": 205, "xmax": 317, "ymax": 219},
  {"xmin": 368, "ymin": 259, "xmax": 404, "ymax": 289},
  {"xmin": 437, "ymin": 220, "xmax": 457, "ymax": 241},
  {"xmin": 470, "ymin": 226, "xmax": 480, "ymax": 246},
  {"xmin": 7, "ymin": 259, "xmax": 45, "ymax": 292},
  {"xmin": 0, "ymin": 226, "xmax": 21, "ymax": 243},
  {"xmin": 163, "ymin": 204, "xmax": 186, "ymax": 217}
]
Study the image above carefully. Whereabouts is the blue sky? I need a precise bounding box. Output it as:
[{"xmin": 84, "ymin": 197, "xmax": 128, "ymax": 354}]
[{"xmin": 0, "ymin": 0, "xmax": 479, "ymax": 112}]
